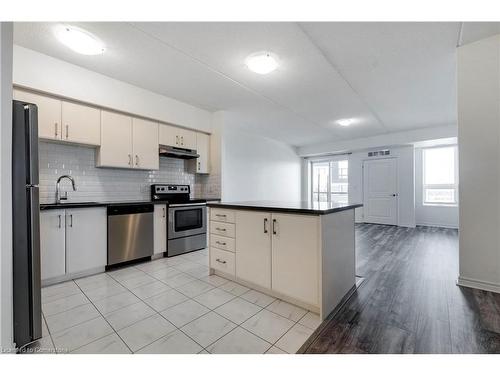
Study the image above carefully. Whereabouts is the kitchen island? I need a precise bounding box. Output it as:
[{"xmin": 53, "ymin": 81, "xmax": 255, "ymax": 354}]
[{"xmin": 207, "ymin": 201, "xmax": 363, "ymax": 320}]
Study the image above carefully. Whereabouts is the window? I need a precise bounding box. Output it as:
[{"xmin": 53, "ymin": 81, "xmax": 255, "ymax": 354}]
[
  {"xmin": 311, "ymin": 159, "xmax": 349, "ymax": 204},
  {"xmin": 423, "ymin": 146, "xmax": 458, "ymax": 205}
]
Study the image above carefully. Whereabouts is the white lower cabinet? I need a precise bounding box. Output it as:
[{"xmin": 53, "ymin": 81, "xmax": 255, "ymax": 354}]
[
  {"xmin": 40, "ymin": 207, "xmax": 107, "ymax": 282},
  {"xmin": 271, "ymin": 213, "xmax": 320, "ymax": 306},
  {"xmin": 40, "ymin": 209, "xmax": 66, "ymax": 280},
  {"xmin": 235, "ymin": 210, "xmax": 272, "ymax": 289},
  {"xmin": 65, "ymin": 208, "xmax": 107, "ymax": 274},
  {"xmin": 210, "ymin": 248, "xmax": 235, "ymax": 275},
  {"xmin": 212, "ymin": 209, "xmax": 320, "ymax": 307},
  {"xmin": 154, "ymin": 204, "xmax": 167, "ymax": 254}
]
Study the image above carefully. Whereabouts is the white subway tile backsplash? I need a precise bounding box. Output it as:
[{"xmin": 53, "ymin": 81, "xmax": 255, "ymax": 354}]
[{"xmin": 38, "ymin": 141, "xmax": 219, "ymax": 204}]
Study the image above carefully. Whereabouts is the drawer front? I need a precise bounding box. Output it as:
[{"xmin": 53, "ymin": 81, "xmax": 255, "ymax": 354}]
[
  {"xmin": 210, "ymin": 209, "xmax": 235, "ymax": 223},
  {"xmin": 210, "ymin": 221, "xmax": 235, "ymax": 238},
  {"xmin": 210, "ymin": 234, "xmax": 235, "ymax": 253},
  {"xmin": 210, "ymin": 248, "xmax": 235, "ymax": 275}
]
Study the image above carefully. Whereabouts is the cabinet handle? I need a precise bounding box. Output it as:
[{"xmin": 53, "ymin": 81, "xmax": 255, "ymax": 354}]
[
  {"xmin": 215, "ymin": 258, "xmax": 227, "ymax": 264},
  {"xmin": 175, "ymin": 135, "xmax": 179, "ymax": 145},
  {"xmin": 54, "ymin": 123, "xmax": 58, "ymax": 137},
  {"xmin": 128, "ymin": 154, "xmax": 132, "ymax": 166},
  {"xmin": 264, "ymin": 218, "xmax": 268, "ymax": 234},
  {"xmin": 68, "ymin": 214, "xmax": 73, "ymax": 228},
  {"xmin": 58, "ymin": 214, "xmax": 61, "ymax": 228},
  {"xmin": 162, "ymin": 207, "xmax": 166, "ymax": 218},
  {"xmin": 216, "ymin": 227, "xmax": 226, "ymax": 232},
  {"xmin": 135, "ymin": 155, "xmax": 139, "ymax": 167},
  {"xmin": 272, "ymin": 219, "xmax": 277, "ymax": 235},
  {"xmin": 65, "ymin": 124, "xmax": 69, "ymax": 139},
  {"xmin": 215, "ymin": 214, "xmax": 226, "ymax": 218},
  {"xmin": 215, "ymin": 241, "xmax": 227, "ymax": 246},
  {"xmin": 181, "ymin": 136, "xmax": 184, "ymax": 145},
  {"xmin": 198, "ymin": 161, "xmax": 201, "ymax": 171}
]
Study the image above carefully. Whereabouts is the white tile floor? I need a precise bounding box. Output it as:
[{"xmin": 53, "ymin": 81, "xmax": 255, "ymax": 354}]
[{"xmin": 31, "ymin": 249, "xmax": 321, "ymax": 354}]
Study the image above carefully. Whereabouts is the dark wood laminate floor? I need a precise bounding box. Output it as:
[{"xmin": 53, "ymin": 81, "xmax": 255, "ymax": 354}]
[{"xmin": 303, "ymin": 224, "xmax": 500, "ymax": 354}]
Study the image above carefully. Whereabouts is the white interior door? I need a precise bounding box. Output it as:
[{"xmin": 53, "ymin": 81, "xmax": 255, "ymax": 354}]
[{"xmin": 363, "ymin": 158, "xmax": 398, "ymax": 225}]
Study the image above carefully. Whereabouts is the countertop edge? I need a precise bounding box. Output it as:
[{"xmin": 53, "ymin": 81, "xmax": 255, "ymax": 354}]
[
  {"xmin": 206, "ymin": 202, "xmax": 363, "ymax": 215},
  {"xmin": 39, "ymin": 198, "xmax": 220, "ymax": 211}
]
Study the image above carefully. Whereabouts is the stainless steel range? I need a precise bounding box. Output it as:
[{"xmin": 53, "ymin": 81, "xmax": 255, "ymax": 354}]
[{"xmin": 151, "ymin": 184, "xmax": 207, "ymax": 257}]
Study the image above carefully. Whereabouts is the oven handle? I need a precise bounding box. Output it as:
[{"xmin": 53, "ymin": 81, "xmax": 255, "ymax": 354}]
[{"xmin": 168, "ymin": 203, "xmax": 207, "ymax": 207}]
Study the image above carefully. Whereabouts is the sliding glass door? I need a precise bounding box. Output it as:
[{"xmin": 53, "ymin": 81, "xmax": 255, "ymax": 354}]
[{"xmin": 311, "ymin": 159, "xmax": 349, "ymax": 204}]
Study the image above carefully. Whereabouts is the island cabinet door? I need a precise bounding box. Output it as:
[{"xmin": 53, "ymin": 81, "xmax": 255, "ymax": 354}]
[
  {"xmin": 235, "ymin": 210, "xmax": 272, "ymax": 289},
  {"xmin": 271, "ymin": 213, "xmax": 320, "ymax": 307}
]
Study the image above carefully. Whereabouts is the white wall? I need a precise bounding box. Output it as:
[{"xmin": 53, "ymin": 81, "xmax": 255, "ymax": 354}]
[
  {"xmin": 220, "ymin": 124, "xmax": 302, "ymax": 202},
  {"xmin": 13, "ymin": 45, "xmax": 212, "ymax": 133},
  {"xmin": 414, "ymin": 147, "xmax": 459, "ymax": 228},
  {"xmin": 457, "ymin": 35, "xmax": 500, "ymax": 293},
  {"xmin": 0, "ymin": 22, "xmax": 13, "ymax": 351}
]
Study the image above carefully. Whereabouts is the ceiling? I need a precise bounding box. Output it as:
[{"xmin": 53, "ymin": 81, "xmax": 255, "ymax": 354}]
[{"xmin": 12, "ymin": 22, "xmax": 500, "ymax": 147}]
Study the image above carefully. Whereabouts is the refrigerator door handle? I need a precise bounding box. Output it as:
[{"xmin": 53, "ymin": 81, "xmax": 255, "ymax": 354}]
[{"xmin": 25, "ymin": 104, "xmax": 39, "ymax": 185}]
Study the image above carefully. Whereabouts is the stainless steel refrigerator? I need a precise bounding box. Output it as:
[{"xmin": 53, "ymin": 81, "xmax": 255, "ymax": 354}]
[{"xmin": 12, "ymin": 100, "xmax": 42, "ymax": 349}]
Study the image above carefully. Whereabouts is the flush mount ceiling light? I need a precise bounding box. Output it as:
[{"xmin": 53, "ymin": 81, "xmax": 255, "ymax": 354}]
[
  {"xmin": 337, "ymin": 118, "xmax": 355, "ymax": 127},
  {"xmin": 245, "ymin": 51, "xmax": 279, "ymax": 74},
  {"xmin": 54, "ymin": 25, "xmax": 106, "ymax": 55}
]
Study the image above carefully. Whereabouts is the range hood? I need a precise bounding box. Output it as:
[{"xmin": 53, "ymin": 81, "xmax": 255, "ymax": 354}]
[{"xmin": 159, "ymin": 145, "xmax": 199, "ymax": 159}]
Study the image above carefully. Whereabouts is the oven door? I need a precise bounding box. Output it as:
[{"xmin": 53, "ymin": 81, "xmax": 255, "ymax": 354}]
[{"xmin": 168, "ymin": 203, "xmax": 207, "ymax": 239}]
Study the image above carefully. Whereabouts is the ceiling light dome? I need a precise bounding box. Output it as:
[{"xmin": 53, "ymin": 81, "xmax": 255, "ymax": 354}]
[
  {"xmin": 54, "ymin": 25, "xmax": 106, "ymax": 55},
  {"xmin": 337, "ymin": 118, "xmax": 355, "ymax": 127},
  {"xmin": 245, "ymin": 51, "xmax": 279, "ymax": 74}
]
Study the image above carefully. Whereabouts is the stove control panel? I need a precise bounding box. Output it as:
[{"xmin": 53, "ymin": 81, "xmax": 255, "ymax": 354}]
[{"xmin": 151, "ymin": 184, "xmax": 190, "ymax": 200}]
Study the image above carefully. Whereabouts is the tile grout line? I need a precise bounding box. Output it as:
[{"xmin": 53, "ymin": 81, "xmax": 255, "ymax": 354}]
[
  {"xmin": 104, "ymin": 262, "xmax": 218, "ymax": 353},
  {"xmin": 70, "ymin": 280, "xmax": 135, "ymax": 354},
  {"xmin": 44, "ymin": 254, "xmax": 315, "ymax": 354},
  {"xmin": 42, "ymin": 312, "xmax": 57, "ymax": 354}
]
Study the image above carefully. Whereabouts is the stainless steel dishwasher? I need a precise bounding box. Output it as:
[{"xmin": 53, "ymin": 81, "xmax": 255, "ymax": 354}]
[{"xmin": 107, "ymin": 203, "xmax": 154, "ymax": 266}]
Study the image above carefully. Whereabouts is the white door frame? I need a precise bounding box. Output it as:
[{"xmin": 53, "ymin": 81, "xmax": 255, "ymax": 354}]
[{"xmin": 362, "ymin": 157, "xmax": 399, "ymax": 225}]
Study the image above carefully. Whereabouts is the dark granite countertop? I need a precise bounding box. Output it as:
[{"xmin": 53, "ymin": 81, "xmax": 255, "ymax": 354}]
[
  {"xmin": 207, "ymin": 200, "xmax": 363, "ymax": 215},
  {"xmin": 39, "ymin": 198, "xmax": 214, "ymax": 211}
]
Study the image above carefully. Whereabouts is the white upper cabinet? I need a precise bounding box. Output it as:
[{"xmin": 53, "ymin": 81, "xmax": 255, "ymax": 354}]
[
  {"xmin": 14, "ymin": 88, "xmax": 205, "ymax": 171},
  {"xmin": 196, "ymin": 133, "xmax": 210, "ymax": 174},
  {"xmin": 14, "ymin": 89, "xmax": 101, "ymax": 146},
  {"xmin": 13, "ymin": 89, "xmax": 62, "ymax": 141},
  {"xmin": 97, "ymin": 110, "xmax": 133, "ymax": 168},
  {"xmin": 179, "ymin": 128, "xmax": 196, "ymax": 149},
  {"xmin": 98, "ymin": 111, "xmax": 159, "ymax": 170},
  {"xmin": 61, "ymin": 101, "xmax": 100, "ymax": 146},
  {"xmin": 158, "ymin": 123, "xmax": 177, "ymax": 147},
  {"xmin": 159, "ymin": 124, "xmax": 196, "ymax": 149},
  {"xmin": 132, "ymin": 118, "xmax": 159, "ymax": 170}
]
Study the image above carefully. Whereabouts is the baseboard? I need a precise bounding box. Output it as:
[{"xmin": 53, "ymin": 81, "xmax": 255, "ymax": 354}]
[
  {"xmin": 360, "ymin": 221, "xmax": 416, "ymax": 228},
  {"xmin": 398, "ymin": 222, "xmax": 416, "ymax": 228},
  {"xmin": 457, "ymin": 276, "xmax": 500, "ymax": 293},
  {"xmin": 41, "ymin": 267, "xmax": 105, "ymax": 287},
  {"xmin": 417, "ymin": 222, "xmax": 458, "ymax": 229}
]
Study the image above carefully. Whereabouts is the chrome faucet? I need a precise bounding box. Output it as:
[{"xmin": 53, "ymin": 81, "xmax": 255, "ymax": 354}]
[{"xmin": 56, "ymin": 175, "xmax": 77, "ymax": 204}]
